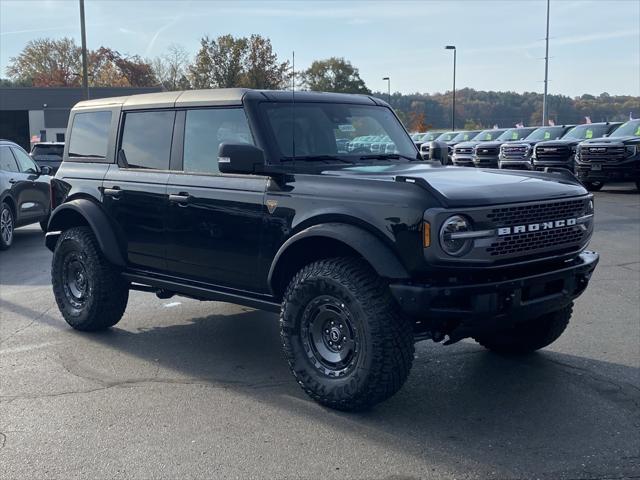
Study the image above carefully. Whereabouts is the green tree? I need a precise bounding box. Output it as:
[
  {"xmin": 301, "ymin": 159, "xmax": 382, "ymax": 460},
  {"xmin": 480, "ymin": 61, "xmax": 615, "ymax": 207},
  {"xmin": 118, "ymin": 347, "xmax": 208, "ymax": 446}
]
[
  {"xmin": 242, "ymin": 35, "xmax": 289, "ymax": 89},
  {"xmin": 302, "ymin": 57, "xmax": 370, "ymax": 94},
  {"xmin": 152, "ymin": 44, "xmax": 191, "ymax": 90}
]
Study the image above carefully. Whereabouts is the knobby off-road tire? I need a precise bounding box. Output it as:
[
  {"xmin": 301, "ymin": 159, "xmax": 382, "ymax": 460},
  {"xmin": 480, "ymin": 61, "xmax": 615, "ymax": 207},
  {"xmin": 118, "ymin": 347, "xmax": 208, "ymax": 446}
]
[
  {"xmin": 0, "ymin": 202, "xmax": 14, "ymax": 250},
  {"xmin": 280, "ymin": 257, "xmax": 414, "ymax": 411},
  {"xmin": 52, "ymin": 226, "xmax": 128, "ymax": 331},
  {"xmin": 474, "ymin": 304, "xmax": 573, "ymax": 354}
]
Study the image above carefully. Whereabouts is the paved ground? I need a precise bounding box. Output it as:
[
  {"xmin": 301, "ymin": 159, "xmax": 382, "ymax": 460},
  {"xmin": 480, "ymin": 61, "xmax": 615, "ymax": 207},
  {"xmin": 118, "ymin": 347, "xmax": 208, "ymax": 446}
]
[{"xmin": 1, "ymin": 184, "xmax": 639, "ymax": 479}]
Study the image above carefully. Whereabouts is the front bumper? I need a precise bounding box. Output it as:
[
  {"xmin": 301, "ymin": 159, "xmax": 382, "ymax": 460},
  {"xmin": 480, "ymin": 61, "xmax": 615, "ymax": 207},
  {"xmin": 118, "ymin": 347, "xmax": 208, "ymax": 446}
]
[
  {"xmin": 576, "ymin": 158, "xmax": 640, "ymax": 183},
  {"xmin": 498, "ymin": 159, "xmax": 532, "ymax": 170},
  {"xmin": 452, "ymin": 155, "xmax": 474, "ymax": 166},
  {"xmin": 533, "ymin": 159, "xmax": 574, "ymax": 172},
  {"xmin": 473, "ymin": 155, "xmax": 499, "ymax": 168},
  {"xmin": 390, "ymin": 251, "xmax": 599, "ymax": 336}
]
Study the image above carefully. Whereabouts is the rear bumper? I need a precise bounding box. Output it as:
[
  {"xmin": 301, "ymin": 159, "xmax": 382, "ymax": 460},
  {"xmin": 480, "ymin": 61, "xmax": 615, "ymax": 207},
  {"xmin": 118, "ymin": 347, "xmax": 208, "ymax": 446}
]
[{"xmin": 390, "ymin": 251, "xmax": 599, "ymax": 334}]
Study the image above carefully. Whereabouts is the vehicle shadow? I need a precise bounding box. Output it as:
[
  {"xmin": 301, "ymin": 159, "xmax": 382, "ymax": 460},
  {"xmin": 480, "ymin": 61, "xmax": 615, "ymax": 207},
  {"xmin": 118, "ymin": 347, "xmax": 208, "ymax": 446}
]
[
  {"xmin": 0, "ymin": 225, "xmax": 51, "ymax": 286},
  {"xmin": 49, "ymin": 305, "xmax": 640, "ymax": 478}
]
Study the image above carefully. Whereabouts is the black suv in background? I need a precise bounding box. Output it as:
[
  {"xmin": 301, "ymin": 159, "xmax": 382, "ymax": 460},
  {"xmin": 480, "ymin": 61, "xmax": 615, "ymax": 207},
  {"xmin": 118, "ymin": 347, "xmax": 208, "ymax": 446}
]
[
  {"xmin": 0, "ymin": 140, "xmax": 52, "ymax": 250},
  {"xmin": 498, "ymin": 125, "xmax": 574, "ymax": 170},
  {"xmin": 30, "ymin": 142, "xmax": 65, "ymax": 174},
  {"xmin": 532, "ymin": 122, "xmax": 622, "ymax": 173},
  {"xmin": 451, "ymin": 129, "xmax": 507, "ymax": 166},
  {"xmin": 46, "ymin": 89, "xmax": 598, "ymax": 411},
  {"xmin": 576, "ymin": 119, "xmax": 640, "ymax": 191},
  {"xmin": 472, "ymin": 127, "xmax": 537, "ymax": 168}
]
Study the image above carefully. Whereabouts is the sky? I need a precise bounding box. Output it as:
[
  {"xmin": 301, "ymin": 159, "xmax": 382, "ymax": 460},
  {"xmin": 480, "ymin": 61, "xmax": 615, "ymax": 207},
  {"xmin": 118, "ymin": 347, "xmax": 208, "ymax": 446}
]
[{"xmin": 1, "ymin": 0, "xmax": 639, "ymax": 97}]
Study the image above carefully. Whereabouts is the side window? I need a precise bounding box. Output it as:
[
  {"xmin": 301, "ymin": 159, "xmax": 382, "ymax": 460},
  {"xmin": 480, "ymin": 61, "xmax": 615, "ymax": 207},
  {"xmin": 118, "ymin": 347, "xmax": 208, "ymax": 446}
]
[
  {"xmin": 183, "ymin": 108, "xmax": 254, "ymax": 174},
  {"xmin": 120, "ymin": 111, "xmax": 175, "ymax": 170},
  {"xmin": 12, "ymin": 148, "xmax": 39, "ymax": 173},
  {"xmin": 0, "ymin": 147, "xmax": 19, "ymax": 172},
  {"xmin": 68, "ymin": 111, "xmax": 112, "ymax": 159}
]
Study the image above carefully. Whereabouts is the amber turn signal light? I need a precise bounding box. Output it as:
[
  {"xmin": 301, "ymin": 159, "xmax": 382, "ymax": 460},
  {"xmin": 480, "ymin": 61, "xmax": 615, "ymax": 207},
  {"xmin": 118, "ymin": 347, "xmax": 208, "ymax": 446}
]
[{"xmin": 423, "ymin": 222, "xmax": 431, "ymax": 247}]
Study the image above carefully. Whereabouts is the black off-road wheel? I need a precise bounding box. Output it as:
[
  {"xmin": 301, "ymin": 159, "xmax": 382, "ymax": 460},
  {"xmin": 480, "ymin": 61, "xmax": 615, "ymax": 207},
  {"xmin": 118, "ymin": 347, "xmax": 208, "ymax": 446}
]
[
  {"xmin": 0, "ymin": 202, "xmax": 14, "ymax": 250},
  {"xmin": 584, "ymin": 181, "xmax": 604, "ymax": 192},
  {"xmin": 474, "ymin": 304, "xmax": 573, "ymax": 354},
  {"xmin": 280, "ymin": 257, "xmax": 414, "ymax": 411},
  {"xmin": 52, "ymin": 226, "xmax": 129, "ymax": 331}
]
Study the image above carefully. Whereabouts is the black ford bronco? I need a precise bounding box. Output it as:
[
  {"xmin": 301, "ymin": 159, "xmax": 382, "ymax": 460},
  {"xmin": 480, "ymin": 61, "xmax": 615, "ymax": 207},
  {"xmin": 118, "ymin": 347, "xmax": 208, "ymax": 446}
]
[{"xmin": 46, "ymin": 89, "xmax": 599, "ymax": 411}]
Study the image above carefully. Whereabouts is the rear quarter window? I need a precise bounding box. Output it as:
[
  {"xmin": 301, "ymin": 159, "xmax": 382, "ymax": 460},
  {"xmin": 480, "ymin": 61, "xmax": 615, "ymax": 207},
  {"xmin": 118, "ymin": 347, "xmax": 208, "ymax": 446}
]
[{"xmin": 68, "ymin": 111, "xmax": 112, "ymax": 159}]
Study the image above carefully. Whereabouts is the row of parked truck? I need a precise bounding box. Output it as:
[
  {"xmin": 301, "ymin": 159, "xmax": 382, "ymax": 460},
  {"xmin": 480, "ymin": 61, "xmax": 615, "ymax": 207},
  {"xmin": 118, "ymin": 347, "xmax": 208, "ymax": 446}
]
[{"xmin": 412, "ymin": 119, "xmax": 640, "ymax": 191}]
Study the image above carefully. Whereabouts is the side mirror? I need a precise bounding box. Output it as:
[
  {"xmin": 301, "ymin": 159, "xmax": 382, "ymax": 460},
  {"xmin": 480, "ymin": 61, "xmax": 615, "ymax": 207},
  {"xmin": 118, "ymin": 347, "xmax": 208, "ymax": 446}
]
[
  {"xmin": 40, "ymin": 165, "xmax": 52, "ymax": 176},
  {"xmin": 218, "ymin": 143, "xmax": 265, "ymax": 174},
  {"xmin": 428, "ymin": 140, "xmax": 448, "ymax": 165}
]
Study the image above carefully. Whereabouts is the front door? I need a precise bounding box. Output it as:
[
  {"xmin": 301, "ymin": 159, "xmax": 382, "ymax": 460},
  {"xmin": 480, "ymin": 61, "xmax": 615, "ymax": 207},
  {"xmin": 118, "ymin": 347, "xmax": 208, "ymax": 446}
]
[
  {"xmin": 164, "ymin": 107, "xmax": 267, "ymax": 291},
  {"xmin": 102, "ymin": 110, "xmax": 176, "ymax": 272},
  {"xmin": 9, "ymin": 146, "xmax": 50, "ymax": 223}
]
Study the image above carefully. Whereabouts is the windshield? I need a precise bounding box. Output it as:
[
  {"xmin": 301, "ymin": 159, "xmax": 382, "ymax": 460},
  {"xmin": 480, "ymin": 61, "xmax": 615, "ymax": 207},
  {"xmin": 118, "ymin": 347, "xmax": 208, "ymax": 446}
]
[
  {"xmin": 524, "ymin": 126, "xmax": 567, "ymax": 141},
  {"xmin": 436, "ymin": 131, "xmax": 457, "ymax": 141},
  {"xmin": 262, "ymin": 103, "xmax": 417, "ymax": 161},
  {"xmin": 608, "ymin": 119, "xmax": 640, "ymax": 138},
  {"xmin": 472, "ymin": 129, "xmax": 506, "ymax": 141},
  {"xmin": 563, "ymin": 124, "xmax": 611, "ymax": 140},
  {"xmin": 422, "ymin": 131, "xmax": 441, "ymax": 141},
  {"xmin": 31, "ymin": 145, "xmax": 64, "ymax": 157},
  {"xmin": 495, "ymin": 127, "xmax": 536, "ymax": 141},
  {"xmin": 452, "ymin": 130, "xmax": 480, "ymax": 142}
]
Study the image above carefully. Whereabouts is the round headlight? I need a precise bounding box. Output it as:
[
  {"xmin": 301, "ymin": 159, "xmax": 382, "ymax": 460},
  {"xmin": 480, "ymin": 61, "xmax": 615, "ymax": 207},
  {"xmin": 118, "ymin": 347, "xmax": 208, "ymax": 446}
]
[{"xmin": 439, "ymin": 215, "xmax": 473, "ymax": 256}]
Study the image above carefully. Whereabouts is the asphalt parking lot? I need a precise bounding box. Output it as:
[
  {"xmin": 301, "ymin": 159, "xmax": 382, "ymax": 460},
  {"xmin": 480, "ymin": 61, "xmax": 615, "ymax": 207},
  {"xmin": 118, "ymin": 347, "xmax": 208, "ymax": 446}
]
[{"xmin": 1, "ymin": 184, "xmax": 639, "ymax": 480}]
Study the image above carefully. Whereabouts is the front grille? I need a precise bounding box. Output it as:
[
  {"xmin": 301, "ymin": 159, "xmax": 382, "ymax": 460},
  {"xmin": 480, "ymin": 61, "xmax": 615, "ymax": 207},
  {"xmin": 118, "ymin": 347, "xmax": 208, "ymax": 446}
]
[
  {"xmin": 475, "ymin": 147, "xmax": 499, "ymax": 156},
  {"xmin": 486, "ymin": 226, "xmax": 585, "ymax": 256},
  {"xmin": 535, "ymin": 145, "xmax": 571, "ymax": 160},
  {"xmin": 579, "ymin": 145, "xmax": 626, "ymax": 162},
  {"xmin": 486, "ymin": 199, "xmax": 587, "ymax": 228},
  {"xmin": 501, "ymin": 145, "xmax": 529, "ymax": 160},
  {"xmin": 481, "ymin": 198, "xmax": 591, "ymax": 258},
  {"xmin": 455, "ymin": 147, "xmax": 473, "ymax": 155}
]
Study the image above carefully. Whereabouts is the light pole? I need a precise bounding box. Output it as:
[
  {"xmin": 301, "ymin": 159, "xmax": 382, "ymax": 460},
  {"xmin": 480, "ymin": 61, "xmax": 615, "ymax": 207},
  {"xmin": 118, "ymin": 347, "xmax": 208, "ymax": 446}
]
[
  {"xmin": 382, "ymin": 77, "xmax": 390, "ymax": 105},
  {"xmin": 79, "ymin": 0, "xmax": 89, "ymax": 100},
  {"xmin": 542, "ymin": 0, "xmax": 550, "ymax": 125},
  {"xmin": 445, "ymin": 45, "xmax": 456, "ymax": 130}
]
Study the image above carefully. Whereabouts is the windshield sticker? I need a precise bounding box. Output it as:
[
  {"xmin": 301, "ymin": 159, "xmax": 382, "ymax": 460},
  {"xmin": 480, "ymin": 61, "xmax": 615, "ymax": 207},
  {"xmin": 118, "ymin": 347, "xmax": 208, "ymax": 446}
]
[
  {"xmin": 511, "ymin": 132, "xmax": 519, "ymax": 139},
  {"xmin": 544, "ymin": 131, "xmax": 551, "ymax": 139},
  {"xmin": 635, "ymin": 126, "xmax": 640, "ymax": 136},
  {"xmin": 338, "ymin": 124, "xmax": 356, "ymax": 132},
  {"xmin": 585, "ymin": 129, "xmax": 593, "ymax": 139},
  {"xmin": 484, "ymin": 133, "xmax": 492, "ymax": 140}
]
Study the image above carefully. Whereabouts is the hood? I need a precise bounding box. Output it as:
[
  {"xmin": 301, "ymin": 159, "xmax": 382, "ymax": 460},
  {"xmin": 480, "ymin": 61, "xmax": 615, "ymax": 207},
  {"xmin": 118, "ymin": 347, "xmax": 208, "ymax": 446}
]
[
  {"xmin": 535, "ymin": 139, "xmax": 582, "ymax": 148},
  {"xmin": 454, "ymin": 140, "xmax": 483, "ymax": 149},
  {"xmin": 322, "ymin": 163, "xmax": 587, "ymax": 207},
  {"xmin": 581, "ymin": 136, "xmax": 640, "ymax": 145}
]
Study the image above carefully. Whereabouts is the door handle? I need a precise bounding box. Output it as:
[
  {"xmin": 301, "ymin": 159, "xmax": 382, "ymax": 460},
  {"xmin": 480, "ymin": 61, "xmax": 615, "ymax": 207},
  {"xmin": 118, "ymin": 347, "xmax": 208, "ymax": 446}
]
[
  {"xmin": 103, "ymin": 187, "xmax": 121, "ymax": 199},
  {"xmin": 169, "ymin": 193, "xmax": 190, "ymax": 206}
]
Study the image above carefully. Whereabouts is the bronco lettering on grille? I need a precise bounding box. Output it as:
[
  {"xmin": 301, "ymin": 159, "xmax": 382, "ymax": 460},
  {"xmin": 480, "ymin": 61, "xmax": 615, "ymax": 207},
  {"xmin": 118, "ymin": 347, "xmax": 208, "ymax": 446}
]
[{"xmin": 497, "ymin": 218, "xmax": 577, "ymax": 236}]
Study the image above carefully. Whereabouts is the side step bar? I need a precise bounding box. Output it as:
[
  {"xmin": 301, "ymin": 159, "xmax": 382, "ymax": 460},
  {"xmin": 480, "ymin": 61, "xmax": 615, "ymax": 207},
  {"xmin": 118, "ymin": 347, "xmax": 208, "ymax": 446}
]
[{"xmin": 122, "ymin": 272, "xmax": 281, "ymax": 313}]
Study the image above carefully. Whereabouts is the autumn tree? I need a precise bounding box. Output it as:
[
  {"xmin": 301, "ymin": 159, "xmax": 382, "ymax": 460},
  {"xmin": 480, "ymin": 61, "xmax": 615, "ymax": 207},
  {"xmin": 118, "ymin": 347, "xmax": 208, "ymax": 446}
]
[
  {"xmin": 152, "ymin": 44, "xmax": 191, "ymax": 90},
  {"xmin": 302, "ymin": 57, "xmax": 370, "ymax": 94},
  {"xmin": 7, "ymin": 37, "xmax": 81, "ymax": 87},
  {"xmin": 188, "ymin": 34, "xmax": 289, "ymax": 89}
]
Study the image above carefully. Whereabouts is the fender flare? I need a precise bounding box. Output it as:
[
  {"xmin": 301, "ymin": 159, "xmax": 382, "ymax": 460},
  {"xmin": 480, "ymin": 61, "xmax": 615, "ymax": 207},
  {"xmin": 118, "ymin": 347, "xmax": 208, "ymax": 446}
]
[
  {"xmin": 268, "ymin": 222, "xmax": 410, "ymax": 291},
  {"xmin": 45, "ymin": 199, "xmax": 126, "ymax": 267}
]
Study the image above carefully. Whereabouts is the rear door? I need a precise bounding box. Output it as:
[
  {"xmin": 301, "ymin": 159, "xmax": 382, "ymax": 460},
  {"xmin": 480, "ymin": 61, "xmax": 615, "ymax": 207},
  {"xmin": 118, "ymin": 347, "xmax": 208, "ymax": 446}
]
[
  {"xmin": 165, "ymin": 107, "xmax": 268, "ymax": 291},
  {"xmin": 102, "ymin": 110, "xmax": 176, "ymax": 272},
  {"xmin": 9, "ymin": 146, "xmax": 49, "ymax": 222}
]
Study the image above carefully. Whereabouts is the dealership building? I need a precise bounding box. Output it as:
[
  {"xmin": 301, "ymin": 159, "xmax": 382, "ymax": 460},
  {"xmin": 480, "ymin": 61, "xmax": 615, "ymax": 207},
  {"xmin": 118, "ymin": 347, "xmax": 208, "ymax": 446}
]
[{"xmin": 0, "ymin": 87, "xmax": 163, "ymax": 151}]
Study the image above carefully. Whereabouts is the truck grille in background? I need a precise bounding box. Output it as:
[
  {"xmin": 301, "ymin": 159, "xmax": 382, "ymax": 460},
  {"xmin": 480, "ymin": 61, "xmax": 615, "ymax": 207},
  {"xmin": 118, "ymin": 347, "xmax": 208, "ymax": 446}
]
[
  {"xmin": 475, "ymin": 147, "xmax": 499, "ymax": 156},
  {"xmin": 482, "ymin": 198, "xmax": 590, "ymax": 258},
  {"xmin": 455, "ymin": 147, "xmax": 473, "ymax": 155},
  {"xmin": 501, "ymin": 145, "xmax": 529, "ymax": 159},
  {"xmin": 535, "ymin": 145, "xmax": 571, "ymax": 160},
  {"xmin": 579, "ymin": 146, "xmax": 626, "ymax": 162}
]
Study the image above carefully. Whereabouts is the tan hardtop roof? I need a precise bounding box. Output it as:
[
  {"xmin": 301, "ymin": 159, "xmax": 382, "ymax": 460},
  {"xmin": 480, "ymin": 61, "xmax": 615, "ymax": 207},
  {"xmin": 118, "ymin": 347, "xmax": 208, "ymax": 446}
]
[{"xmin": 73, "ymin": 88, "xmax": 250, "ymax": 110}]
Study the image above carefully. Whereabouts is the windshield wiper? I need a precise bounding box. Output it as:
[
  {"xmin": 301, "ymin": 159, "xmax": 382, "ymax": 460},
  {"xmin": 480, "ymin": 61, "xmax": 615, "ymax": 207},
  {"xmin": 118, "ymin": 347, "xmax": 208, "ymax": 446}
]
[
  {"xmin": 281, "ymin": 155, "xmax": 354, "ymax": 164},
  {"xmin": 359, "ymin": 153, "xmax": 418, "ymax": 162}
]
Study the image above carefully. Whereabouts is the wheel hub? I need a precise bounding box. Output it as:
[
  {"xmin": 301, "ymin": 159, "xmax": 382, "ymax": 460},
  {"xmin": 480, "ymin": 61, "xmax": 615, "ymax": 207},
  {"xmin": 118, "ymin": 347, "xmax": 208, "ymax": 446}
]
[
  {"xmin": 62, "ymin": 253, "xmax": 90, "ymax": 308},
  {"xmin": 0, "ymin": 208, "xmax": 12, "ymax": 244},
  {"xmin": 301, "ymin": 295, "xmax": 359, "ymax": 375}
]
